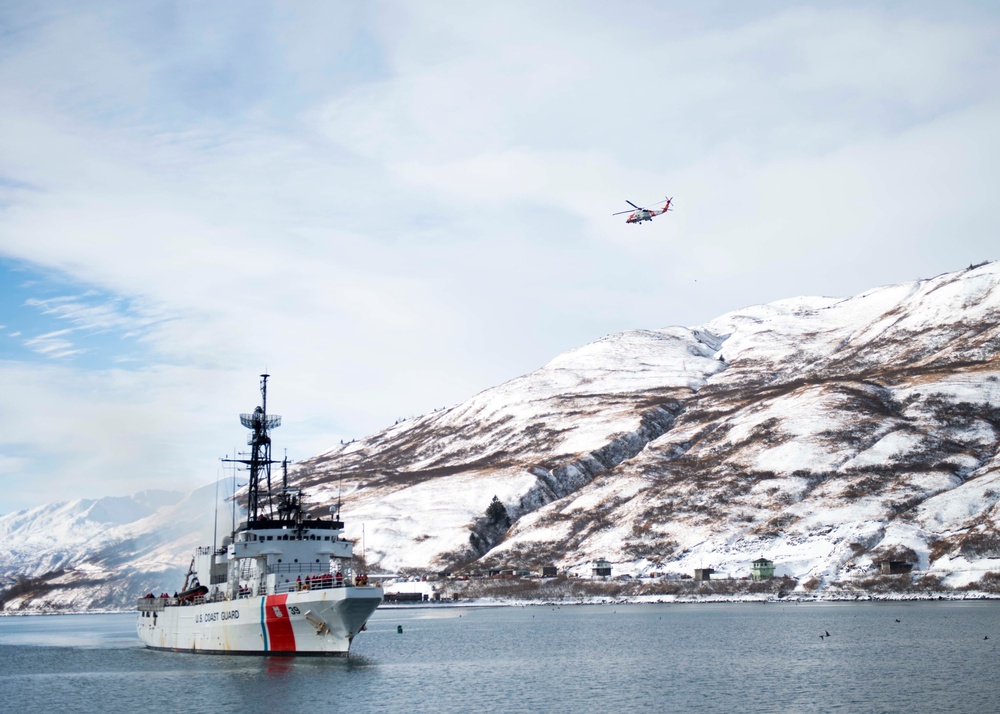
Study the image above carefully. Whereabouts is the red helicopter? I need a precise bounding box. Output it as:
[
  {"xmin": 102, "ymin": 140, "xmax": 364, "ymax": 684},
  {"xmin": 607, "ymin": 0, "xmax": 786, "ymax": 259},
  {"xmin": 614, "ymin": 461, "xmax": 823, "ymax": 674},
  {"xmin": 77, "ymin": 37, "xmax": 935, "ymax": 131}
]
[{"xmin": 614, "ymin": 197, "xmax": 673, "ymax": 225}]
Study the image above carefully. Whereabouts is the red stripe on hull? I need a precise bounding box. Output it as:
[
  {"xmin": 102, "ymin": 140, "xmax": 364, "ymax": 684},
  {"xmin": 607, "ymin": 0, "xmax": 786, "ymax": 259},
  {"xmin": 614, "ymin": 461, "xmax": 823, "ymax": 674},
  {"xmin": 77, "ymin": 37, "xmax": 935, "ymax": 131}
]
[{"xmin": 264, "ymin": 594, "xmax": 296, "ymax": 652}]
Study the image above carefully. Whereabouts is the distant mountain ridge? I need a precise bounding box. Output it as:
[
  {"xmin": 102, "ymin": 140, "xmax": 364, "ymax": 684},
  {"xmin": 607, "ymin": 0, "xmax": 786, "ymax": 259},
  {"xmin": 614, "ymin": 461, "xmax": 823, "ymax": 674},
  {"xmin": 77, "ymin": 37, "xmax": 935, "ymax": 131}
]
[
  {"xmin": 0, "ymin": 486, "xmax": 226, "ymax": 610},
  {"xmin": 3, "ymin": 261, "xmax": 1000, "ymax": 611}
]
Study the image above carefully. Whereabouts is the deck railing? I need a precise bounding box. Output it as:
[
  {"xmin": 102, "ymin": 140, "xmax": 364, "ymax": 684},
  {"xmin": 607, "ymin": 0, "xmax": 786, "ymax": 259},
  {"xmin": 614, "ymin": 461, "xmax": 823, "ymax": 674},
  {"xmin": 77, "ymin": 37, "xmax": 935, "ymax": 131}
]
[
  {"xmin": 274, "ymin": 574, "xmax": 372, "ymax": 594},
  {"xmin": 137, "ymin": 596, "xmax": 173, "ymax": 612},
  {"xmin": 136, "ymin": 558, "xmax": 373, "ymax": 610}
]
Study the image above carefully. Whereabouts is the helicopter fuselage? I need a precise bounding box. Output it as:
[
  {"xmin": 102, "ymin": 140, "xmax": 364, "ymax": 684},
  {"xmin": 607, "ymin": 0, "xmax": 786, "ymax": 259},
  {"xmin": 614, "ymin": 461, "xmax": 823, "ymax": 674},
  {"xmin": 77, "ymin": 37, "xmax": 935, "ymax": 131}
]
[{"xmin": 615, "ymin": 196, "xmax": 672, "ymax": 224}]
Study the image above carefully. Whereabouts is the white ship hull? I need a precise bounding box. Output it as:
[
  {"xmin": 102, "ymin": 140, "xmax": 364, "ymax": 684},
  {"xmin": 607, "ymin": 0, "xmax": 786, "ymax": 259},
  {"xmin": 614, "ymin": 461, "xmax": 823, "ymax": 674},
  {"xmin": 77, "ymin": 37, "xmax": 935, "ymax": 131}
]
[{"xmin": 137, "ymin": 586, "xmax": 383, "ymax": 656}]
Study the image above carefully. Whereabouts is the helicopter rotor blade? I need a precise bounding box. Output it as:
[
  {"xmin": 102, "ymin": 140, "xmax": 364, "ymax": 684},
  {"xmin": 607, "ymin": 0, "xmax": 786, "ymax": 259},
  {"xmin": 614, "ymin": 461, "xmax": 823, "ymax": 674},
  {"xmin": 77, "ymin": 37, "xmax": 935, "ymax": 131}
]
[
  {"xmin": 626, "ymin": 200, "xmax": 640, "ymax": 209},
  {"xmin": 612, "ymin": 210, "xmax": 634, "ymax": 215}
]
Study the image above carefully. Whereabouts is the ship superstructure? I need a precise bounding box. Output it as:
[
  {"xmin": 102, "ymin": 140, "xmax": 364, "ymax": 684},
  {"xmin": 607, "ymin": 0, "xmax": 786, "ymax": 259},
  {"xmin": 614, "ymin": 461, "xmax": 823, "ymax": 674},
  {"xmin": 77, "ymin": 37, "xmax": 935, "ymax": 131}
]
[{"xmin": 137, "ymin": 374, "xmax": 382, "ymax": 655}]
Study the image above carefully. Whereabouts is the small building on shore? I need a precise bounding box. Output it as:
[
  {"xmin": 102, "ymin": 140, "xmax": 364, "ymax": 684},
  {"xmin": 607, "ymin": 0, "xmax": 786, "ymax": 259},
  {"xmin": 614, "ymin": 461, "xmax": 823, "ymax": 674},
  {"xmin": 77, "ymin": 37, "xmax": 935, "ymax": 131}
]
[
  {"xmin": 592, "ymin": 559, "xmax": 612, "ymax": 577},
  {"xmin": 751, "ymin": 558, "xmax": 775, "ymax": 581},
  {"xmin": 694, "ymin": 568, "xmax": 714, "ymax": 582},
  {"xmin": 383, "ymin": 592, "xmax": 424, "ymax": 603},
  {"xmin": 880, "ymin": 561, "xmax": 914, "ymax": 575},
  {"xmin": 540, "ymin": 566, "xmax": 558, "ymax": 578}
]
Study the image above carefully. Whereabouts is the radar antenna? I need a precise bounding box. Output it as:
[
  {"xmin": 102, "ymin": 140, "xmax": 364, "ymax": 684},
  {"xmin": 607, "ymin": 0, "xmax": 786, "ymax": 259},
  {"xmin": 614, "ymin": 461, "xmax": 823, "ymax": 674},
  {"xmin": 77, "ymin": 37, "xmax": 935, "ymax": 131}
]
[{"xmin": 223, "ymin": 374, "xmax": 281, "ymax": 523}]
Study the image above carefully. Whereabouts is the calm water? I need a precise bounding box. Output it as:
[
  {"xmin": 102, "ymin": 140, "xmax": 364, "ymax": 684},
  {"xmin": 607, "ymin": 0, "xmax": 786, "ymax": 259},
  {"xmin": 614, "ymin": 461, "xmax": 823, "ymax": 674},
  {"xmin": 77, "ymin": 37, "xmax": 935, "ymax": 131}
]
[{"xmin": 1, "ymin": 601, "xmax": 998, "ymax": 713}]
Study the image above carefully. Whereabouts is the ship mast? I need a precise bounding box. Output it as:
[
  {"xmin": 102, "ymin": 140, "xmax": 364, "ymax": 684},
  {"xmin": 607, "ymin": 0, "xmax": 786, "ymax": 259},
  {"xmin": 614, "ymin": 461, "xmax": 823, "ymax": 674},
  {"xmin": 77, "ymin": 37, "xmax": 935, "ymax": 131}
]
[{"xmin": 223, "ymin": 374, "xmax": 281, "ymax": 524}]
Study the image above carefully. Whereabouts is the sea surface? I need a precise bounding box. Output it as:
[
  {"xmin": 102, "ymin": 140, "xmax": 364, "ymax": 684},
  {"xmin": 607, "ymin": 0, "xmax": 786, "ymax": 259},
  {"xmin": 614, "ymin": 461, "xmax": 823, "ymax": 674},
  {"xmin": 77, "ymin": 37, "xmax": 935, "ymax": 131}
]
[{"xmin": 1, "ymin": 600, "xmax": 998, "ymax": 713}]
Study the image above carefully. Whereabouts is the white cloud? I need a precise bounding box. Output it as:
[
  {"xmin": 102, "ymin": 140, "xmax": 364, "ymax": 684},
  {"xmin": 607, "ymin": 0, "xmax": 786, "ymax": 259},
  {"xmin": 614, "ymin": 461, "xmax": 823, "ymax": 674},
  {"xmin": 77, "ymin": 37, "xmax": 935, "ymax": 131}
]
[
  {"xmin": 0, "ymin": 1, "xmax": 998, "ymax": 512},
  {"xmin": 23, "ymin": 329, "xmax": 82, "ymax": 359}
]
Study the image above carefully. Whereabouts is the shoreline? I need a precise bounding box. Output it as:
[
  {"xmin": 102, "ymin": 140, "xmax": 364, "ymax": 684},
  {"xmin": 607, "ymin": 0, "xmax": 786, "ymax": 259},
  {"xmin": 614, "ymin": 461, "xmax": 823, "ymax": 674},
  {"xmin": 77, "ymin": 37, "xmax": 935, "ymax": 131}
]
[
  {"xmin": 379, "ymin": 590, "xmax": 1000, "ymax": 608},
  {"xmin": 3, "ymin": 590, "xmax": 999, "ymax": 616}
]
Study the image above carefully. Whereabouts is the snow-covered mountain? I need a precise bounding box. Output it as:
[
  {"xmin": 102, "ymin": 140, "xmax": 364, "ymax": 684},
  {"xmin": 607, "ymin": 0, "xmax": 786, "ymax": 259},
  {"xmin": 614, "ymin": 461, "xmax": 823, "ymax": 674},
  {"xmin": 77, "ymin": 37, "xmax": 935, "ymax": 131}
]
[
  {"xmin": 4, "ymin": 261, "xmax": 1000, "ymax": 611},
  {"xmin": 0, "ymin": 485, "xmax": 232, "ymax": 610}
]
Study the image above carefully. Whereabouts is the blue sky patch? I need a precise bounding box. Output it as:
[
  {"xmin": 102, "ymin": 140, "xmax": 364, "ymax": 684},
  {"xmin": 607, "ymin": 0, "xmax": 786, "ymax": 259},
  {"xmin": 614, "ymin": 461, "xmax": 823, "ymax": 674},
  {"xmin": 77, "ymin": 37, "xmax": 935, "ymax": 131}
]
[{"xmin": 0, "ymin": 257, "xmax": 156, "ymax": 369}]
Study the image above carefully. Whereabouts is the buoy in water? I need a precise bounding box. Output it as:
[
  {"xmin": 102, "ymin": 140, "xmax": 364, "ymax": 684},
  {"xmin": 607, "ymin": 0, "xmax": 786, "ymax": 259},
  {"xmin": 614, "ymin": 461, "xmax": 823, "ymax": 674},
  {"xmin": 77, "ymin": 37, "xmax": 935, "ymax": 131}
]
[{"xmin": 397, "ymin": 625, "xmax": 403, "ymax": 634}]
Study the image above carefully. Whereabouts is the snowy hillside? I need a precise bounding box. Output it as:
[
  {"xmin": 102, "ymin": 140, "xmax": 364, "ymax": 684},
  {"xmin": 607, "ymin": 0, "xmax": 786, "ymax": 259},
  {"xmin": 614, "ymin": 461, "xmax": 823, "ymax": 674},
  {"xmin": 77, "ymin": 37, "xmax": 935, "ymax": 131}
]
[
  {"xmin": 303, "ymin": 261, "xmax": 1000, "ymax": 587},
  {"xmin": 3, "ymin": 261, "xmax": 1000, "ymax": 611}
]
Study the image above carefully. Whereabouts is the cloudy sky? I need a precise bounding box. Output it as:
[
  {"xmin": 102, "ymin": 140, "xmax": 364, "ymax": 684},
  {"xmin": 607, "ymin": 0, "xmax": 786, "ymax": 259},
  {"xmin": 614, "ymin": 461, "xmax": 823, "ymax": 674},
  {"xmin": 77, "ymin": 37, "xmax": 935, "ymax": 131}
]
[{"xmin": 1, "ymin": 1, "xmax": 998, "ymax": 514}]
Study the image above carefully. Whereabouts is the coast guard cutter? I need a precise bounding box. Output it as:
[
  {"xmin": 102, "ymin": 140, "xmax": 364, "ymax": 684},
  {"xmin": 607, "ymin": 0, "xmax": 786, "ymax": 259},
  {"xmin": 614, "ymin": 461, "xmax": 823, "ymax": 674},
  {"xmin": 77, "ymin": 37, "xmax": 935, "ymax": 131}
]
[{"xmin": 137, "ymin": 374, "xmax": 382, "ymax": 655}]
